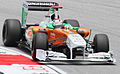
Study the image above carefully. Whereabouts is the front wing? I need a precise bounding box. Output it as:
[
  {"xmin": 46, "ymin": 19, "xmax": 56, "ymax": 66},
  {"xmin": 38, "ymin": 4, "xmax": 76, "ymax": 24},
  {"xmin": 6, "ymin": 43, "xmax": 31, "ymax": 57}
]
[{"xmin": 36, "ymin": 49, "xmax": 116, "ymax": 64}]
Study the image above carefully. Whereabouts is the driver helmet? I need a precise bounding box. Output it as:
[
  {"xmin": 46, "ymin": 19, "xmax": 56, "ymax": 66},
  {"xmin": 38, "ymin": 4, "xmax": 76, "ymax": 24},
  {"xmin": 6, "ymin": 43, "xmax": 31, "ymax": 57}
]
[{"xmin": 51, "ymin": 14, "xmax": 60, "ymax": 21}]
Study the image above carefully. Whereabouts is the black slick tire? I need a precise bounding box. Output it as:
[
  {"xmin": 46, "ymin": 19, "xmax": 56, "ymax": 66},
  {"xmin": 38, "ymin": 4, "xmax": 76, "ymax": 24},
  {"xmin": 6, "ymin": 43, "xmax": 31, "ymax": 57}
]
[
  {"xmin": 93, "ymin": 34, "xmax": 109, "ymax": 53},
  {"xmin": 32, "ymin": 33, "xmax": 48, "ymax": 61},
  {"xmin": 2, "ymin": 19, "xmax": 22, "ymax": 46}
]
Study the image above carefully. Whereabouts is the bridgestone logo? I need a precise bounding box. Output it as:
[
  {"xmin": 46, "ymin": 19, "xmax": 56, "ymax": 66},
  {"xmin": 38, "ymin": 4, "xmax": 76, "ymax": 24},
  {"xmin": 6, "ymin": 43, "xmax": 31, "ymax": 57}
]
[{"xmin": 28, "ymin": 2, "xmax": 56, "ymax": 6}]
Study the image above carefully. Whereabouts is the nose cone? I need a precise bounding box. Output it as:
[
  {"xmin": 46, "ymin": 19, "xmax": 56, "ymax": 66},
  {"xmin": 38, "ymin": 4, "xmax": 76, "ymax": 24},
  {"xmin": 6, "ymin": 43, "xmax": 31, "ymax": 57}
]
[{"xmin": 66, "ymin": 34, "xmax": 86, "ymax": 49}]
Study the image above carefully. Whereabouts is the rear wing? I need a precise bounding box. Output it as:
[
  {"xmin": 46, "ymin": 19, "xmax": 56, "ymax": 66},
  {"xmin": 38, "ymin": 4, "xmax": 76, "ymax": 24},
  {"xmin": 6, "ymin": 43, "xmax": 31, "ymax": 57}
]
[
  {"xmin": 21, "ymin": 1, "xmax": 59, "ymax": 28},
  {"xmin": 25, "ymin": 1, "xmax": 59, "ymax": 11}
]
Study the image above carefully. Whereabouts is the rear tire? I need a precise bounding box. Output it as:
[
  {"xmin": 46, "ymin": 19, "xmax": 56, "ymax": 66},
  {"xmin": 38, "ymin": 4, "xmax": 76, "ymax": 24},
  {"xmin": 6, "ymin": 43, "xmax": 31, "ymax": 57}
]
[
  {"xmin": 2, "ymin": 19, "xmax": 22, "ymax": 46},
  {"xmin": 63, "ymin": 19, "xmax": 80, "ymax": 27},
  {"xmin": 32, "ymin": 33, "xmax": 48, "ymax": 61},
  {"xmin": 93, "ymin": 34, "xmax": 109, "ymax": 53}
]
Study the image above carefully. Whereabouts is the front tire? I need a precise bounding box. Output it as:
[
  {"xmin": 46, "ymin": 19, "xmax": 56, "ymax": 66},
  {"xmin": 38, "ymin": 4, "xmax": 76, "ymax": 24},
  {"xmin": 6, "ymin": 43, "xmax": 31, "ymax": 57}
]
[
  {"xmin": 32, "ymin": 33, "xmax": 48, "ymax": 61},
  {"xmin": 93, "ymin": 34, "xmax": 109, "ymax": 53},
  {"xmin": 2, "ymin": 19, "xmax": 22, "ymax": 46}
]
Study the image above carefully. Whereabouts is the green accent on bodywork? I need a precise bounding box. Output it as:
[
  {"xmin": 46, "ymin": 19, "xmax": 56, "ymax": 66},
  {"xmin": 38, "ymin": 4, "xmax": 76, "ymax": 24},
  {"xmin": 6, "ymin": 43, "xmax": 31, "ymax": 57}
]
[
  {"xmin": 50, "ymin": 8, "xmax": 54, "ymax": 14},
  {"xmin": 63, "ymin": 23, "xmax": 72, "ymax": 29},
  {"xmin": 39, "ymin": 26, "xmax": 46, "ymax": 28},
  {"xmin": 30, "ymin": 28, "xmax": 34, "ymax": 48},
  {"xmin": 73, "ymin": 27, "xmax": 79, "ymax": 30},
  {"xmin": 63, "ymin": 23, "xmax": 78, "ymax": 29},
  {"xmin": 46, "ymin": 23, "xmax": 54, "ymax": 29},
  {"xmin": 21, "ymin": 8, "xmax": 28, "ymax": 27},
  {"xmin": 32, "ymin": 28, "xmax": 34, "ymax": 40},
  {"xmin": 39, "ymin": 23, "xmax": 54, "ymax": 29}
]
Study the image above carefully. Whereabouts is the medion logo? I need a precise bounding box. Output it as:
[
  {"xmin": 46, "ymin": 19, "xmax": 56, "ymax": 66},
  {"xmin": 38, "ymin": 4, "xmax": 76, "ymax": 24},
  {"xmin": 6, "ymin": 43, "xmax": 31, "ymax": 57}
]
[{"xmin": 28, "ymin": 2, "xmax": 56, "ymax": 6}]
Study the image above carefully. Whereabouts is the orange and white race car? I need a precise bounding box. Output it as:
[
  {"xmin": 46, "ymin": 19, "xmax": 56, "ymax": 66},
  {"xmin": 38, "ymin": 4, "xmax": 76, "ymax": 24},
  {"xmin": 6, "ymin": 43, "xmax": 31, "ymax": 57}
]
[{"xmin": 2, "ymin": 1, "xmax": 115, "ymax": 63}]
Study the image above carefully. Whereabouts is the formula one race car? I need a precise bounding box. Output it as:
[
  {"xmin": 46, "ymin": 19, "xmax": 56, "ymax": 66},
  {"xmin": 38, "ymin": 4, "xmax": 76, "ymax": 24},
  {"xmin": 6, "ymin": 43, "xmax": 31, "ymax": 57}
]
[{"xmin": 2, "ymin": 1, "xmax": 115, "ymax": 63}]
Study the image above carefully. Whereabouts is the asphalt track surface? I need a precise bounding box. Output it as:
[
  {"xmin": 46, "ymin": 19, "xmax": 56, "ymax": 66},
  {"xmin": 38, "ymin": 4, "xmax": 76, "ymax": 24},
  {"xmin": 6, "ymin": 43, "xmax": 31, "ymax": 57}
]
[{"xmin": 0, "ymin": 0, "xmax": 120, "ymax": 74}]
